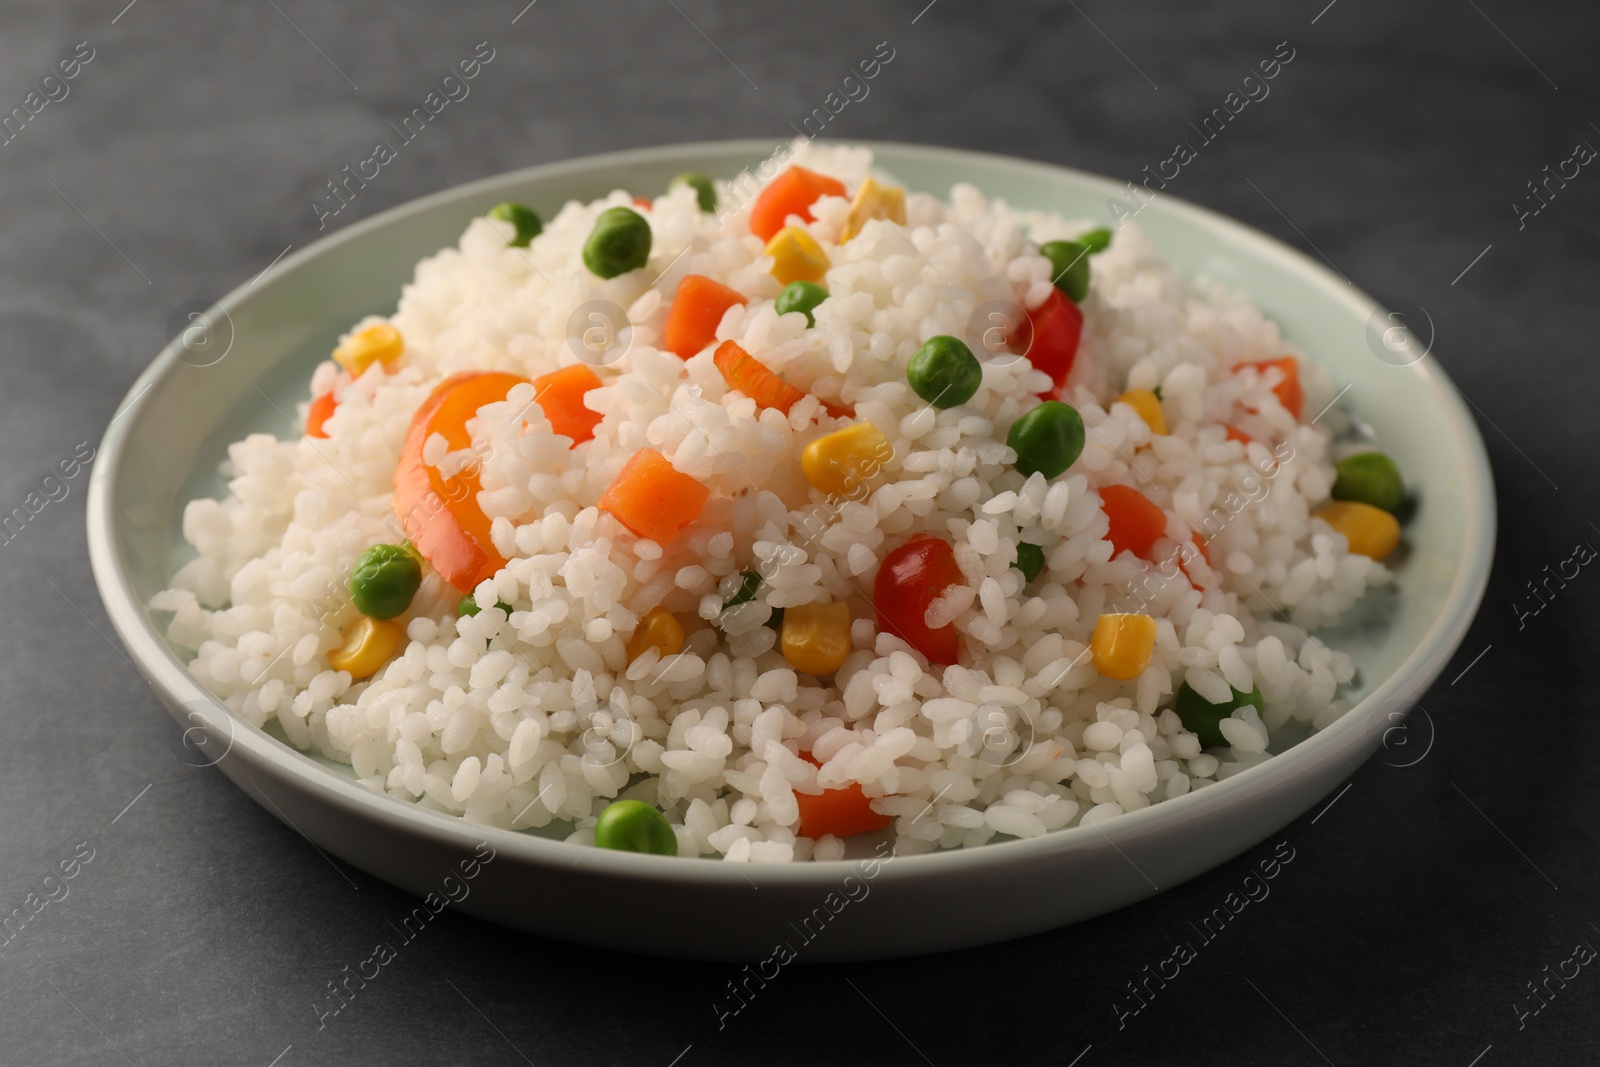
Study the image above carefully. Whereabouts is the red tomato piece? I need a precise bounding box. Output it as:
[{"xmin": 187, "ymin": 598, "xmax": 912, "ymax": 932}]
[
  {"xmin": 874, "ymin": 533, "xmax": 964, "ymax": 665},
  {"xmin": 1100, "ymin": 484, "xmax": 1167, "ymax": 561},
  {"xmin": 1006, "ymin": 289, "xmax": 1083, "ymax": 399}
]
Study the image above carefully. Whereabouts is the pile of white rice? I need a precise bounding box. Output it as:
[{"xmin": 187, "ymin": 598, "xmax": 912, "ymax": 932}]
[{"xmin": 155, "ymin": 141, "xmax": 1385, "ymax": 862}]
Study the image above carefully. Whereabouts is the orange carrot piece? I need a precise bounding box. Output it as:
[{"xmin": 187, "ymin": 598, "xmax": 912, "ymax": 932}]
[
  {"xmin": 306, "ymin": 371, "xmax": 351, "ymax": 438},
  {"xmin": 305, "ymin": 390, "xmax": 337, "ymax": 438},
  {"xmin": 713, "ymin": 340, "xmax": 807, "ymax": 414},
  {"xmin": 531, "ymin": 364, "xmax": 604, "ymax": 446},
  {"xmin": 819, "ymin": 397, "xmax": 854, "ymax": 420},
  {"xmin": 1223, "ymin": 424, "xmax": 1254, "ymax": 446},
  {"xmin": 394, "ymin": 371, "xmax": 529, "ymax": 594},
  {"xmin": 795, "ymin": 782, "xmax": 893, "ymax": 839},
  {"xmin": 793, "ymin": 750, "xmax": 894, "ymax": 839},
  {"xmin": 598, "ymin": 448, "xmax": 710, "ymax": 545},
  {"xmin": 1177, "ymin": 532, "xmax": 1213, "ymax": 585},
  {"xmin": 1240, "ymin": 357, "xmax": 1304, "ymax": 419},
  {"xmin": 749, "ymin": 166, "xmax": 847, "ymax": 242},
  {"xmin": 1100, "ymin": 484, "xmax": 1167, "ymax": 561},
  {"xmin": 663, "ymin": 275, "xmax": 748, "ymax": 360}
]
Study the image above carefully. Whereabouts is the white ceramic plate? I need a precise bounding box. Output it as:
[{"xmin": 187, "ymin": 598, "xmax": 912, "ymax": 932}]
[{"xmin": 87, "ymin": 140, "xmax": 1494, "ymax": 961}]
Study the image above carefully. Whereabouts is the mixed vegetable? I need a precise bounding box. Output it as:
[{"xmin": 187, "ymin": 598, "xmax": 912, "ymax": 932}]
[
  {"xmin": 1008, "ymin": 289, "xmax": 1083, "ymax": 401},
  {"xmin": 669, "ymin": 172, "xmax": 717, "ymax": 214},
  {"xmin": 907, "ymin": 335, "xmax": 982, "ymax": 409},
  {"xmin": 393, "ymin": 370, "xmax": 526, "ymax": 594},
  {"xmin": 874, "ymin": 534, "xmax": 965, "ymax": 666},
  {"xmin": 664, "ymin": 276, "xmax": 747, "ymax": 360},
  {"xmin": 748, "ymin": 165, "xmax": 844, "ymax": 241},
  {"xmin": 594, "ymin": 799, "xmax": 678, "ymax": 855},
  {"xmin": 1014, "ymin": 542, "xmax": 1045, "ymax": 583},
  {"xmin": 598, "ymin": 448, "xmax": 712, "ymax": 545},
  {"xmin": 1039, "ymin": 239, "xmax": 1092, "ymax": 303},
  {"xmin": 349, "ymin": 543, "xmax": 421, "ymax": 620},
  {"xmin": 583, "ymin": 206, "xmax": 652, "ymax": 279},
  {"xmin": 773, "ymin": 280, "xmax": 828, "ymax": 327},
  {"xmin": 487, "ymin": 201, "xmax": 543, "ymax": 247},
  {"xmin": 1176, "ymin": 681, "xmax": 1264, "ymax": 749},
  {"xmin": 298, "ymin": 163, "xmax": 1412, "ymax": 849},
  {"xmin": 1006, "ymin": 400, "xmax": 1086, "ymax": 479}
]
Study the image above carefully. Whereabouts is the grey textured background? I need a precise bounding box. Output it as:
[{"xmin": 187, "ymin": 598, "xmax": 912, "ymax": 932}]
[{"xmin": 3, "ymin": 0, "xmax": 1597, "ymax": 1064}]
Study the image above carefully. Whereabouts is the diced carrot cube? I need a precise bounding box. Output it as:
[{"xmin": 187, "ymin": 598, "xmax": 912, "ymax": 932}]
[
  {"xmin": 598, "ymin": 448, "xmax": 710, "ymax": 545},
  {"xmin": 531, "ymin": 364, "xmax": 604, "ymax": 446},
  {"xmin": 749, "ymin": 166, "xmax": 847, "ymax": 242},
  {"xmin": 663, "ymin": 275, "xmax": 747, "ymax": 360},
  {"xmin": 795, "ymin": 782, "xmax": 893, "ymax": 839},
  {"xmin": 1240, "ymin": 357, "xmax": 1304, "ymax": 419}
]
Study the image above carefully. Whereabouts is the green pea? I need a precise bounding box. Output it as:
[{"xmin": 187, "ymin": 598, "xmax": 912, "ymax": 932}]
[
  {"xmin": 1332, "ymin": 451, "xmax": 1405, "ymax": 514},
  {"xmin": 1175, "ymin": 682, "xmax": 1263, "ymax": 749},
  {"xmin": 1078, "ymin": 227, "xmax": 1112, "ymax": 254},
  {"xmin": 487, "ymin": 202, "xmax": 542, "ymax": 248},
  {"xmin": 908, "ymin": 335, "xmax": 982, "ymax": 409},
  {"xmin": 775, "ymin": 281, "xmax": 828, "ymax": 327},
  {"xmin": 350, "ymin": 544, "xmax": 422, "ymax": 620},
  {"xmin": 457, "ymin": 595, "xmax": 513, "ymax": 618},
  {"xmin": 725, "ymin": 571, "xmax": 761, "ymax": 608},
  {"xmin": 1039, "ymin": 239, "xmax": 1091, "ymax": 303},
  {"xmin": 1014, "ymin": 542, "xmax": 1045, "ymax": 583},
  {"xmin": 1007, "ymin": 401, "xmax": 1085, "ymax": 479},
  {"xmin": 719, "ymin": 571, "xmax": 781, "ymax": 628},
  {"xmin": 593, "ymin": 799, "xmax": 678, "ymax": 856},
  {"xmin": 583, "ymin": 206, "xmax": 652, "ymax": 279},
  {"xmin": 670, "ymin": 172, "xmax": 716, "ymax": 213}
]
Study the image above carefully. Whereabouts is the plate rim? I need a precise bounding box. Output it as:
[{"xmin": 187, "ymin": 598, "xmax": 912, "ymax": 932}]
[{"xmin": 85, "ymin": 137, "xmax": 1497, "ymax": 887}]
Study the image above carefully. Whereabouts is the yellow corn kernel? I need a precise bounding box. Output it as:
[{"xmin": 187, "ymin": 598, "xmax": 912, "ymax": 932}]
[
  {"xmin": 333, "ymin": 323, "xmax": 405, "ymax": 375},
  {"xmin": 801, "ymin": 421, "xmax": 892, "ymax": 498},
  {"xmin": 1314, "ymin": 500, "xmax": 1400, "ymax": 560},
  {"xmin": 626, "ymin": 606, "xmax": 685, "ymax": 663},
  {"xmin": 1090, "ymin": 613, "xmax": 1158, "ymax": 681},
  {"xmin": 839, "ymin": 177, "xmax": 908, "ymax": 243},
  {"xmin": 764, "ymin": 225, "xmax": 830, "ymax": 286},
  {"xmin": 328, "ymin": 616, "xmax": 406, "ymax": 680},
  {"xmin": 1116, "ymin": 389, "xmax": 1167, "ymax": 436},
  {"xmin": 781, "ymin": 600, "xmax": 853, "ymax": 675}
]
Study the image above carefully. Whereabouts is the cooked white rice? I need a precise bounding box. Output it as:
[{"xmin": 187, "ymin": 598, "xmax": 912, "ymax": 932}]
[{"xmin": 154, "ymin": 141, "xmax": 1385, "ymax": 862}]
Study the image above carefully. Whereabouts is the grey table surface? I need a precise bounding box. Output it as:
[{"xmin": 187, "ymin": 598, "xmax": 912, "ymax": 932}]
[{"xmin": 3, "ymin": 0, "xmax": 1597, "ymax": 1063}]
